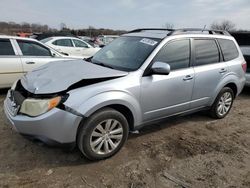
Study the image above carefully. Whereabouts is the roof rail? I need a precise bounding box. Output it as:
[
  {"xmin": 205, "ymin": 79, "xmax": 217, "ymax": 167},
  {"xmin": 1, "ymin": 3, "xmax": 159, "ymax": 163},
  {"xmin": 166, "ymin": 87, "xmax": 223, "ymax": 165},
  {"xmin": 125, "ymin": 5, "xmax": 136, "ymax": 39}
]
[
  {"xmin": 128, "ymin": 28, "xmax": 231, "ymax": 36},
  {"xmin": 167, "ymin": 28, "xmax": 231, "ymax": 36},
  {"xmin": 128, "ymin": 28, "xmax": 174, "ymax": 33}
]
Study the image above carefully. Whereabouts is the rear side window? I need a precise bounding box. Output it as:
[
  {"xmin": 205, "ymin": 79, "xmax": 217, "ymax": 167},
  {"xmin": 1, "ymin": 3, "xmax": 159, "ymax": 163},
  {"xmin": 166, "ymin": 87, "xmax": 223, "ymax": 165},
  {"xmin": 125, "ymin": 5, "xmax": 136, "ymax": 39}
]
[
  {"xmin": 194, "ymin": 39, "xmax": 219, "ymax": 66},
  {"xmin": 153, "ymin": 39, "xmax": 190, "ymax": 70},
  {"xmin": 0, "ymin": 39, "xmax": 15, "ymax": 55},
  {"xmin": 218, "ymin": 39, "xmax": 239, "ymax": 61},
  {"xmin": 17, "ymin": 40, "xmax": 52, "ymax": 56},
  {"xmin": 53, "ymin": 39, "xmax": 73, "ymax": 47}
]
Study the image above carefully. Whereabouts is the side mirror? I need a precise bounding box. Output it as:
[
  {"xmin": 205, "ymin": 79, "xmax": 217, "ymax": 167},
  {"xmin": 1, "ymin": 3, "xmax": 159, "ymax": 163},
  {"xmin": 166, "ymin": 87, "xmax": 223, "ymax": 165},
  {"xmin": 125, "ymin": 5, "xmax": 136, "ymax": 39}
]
[{"xmin": 151, "ymin": 61, "xmax": 171, "ymax": 75}]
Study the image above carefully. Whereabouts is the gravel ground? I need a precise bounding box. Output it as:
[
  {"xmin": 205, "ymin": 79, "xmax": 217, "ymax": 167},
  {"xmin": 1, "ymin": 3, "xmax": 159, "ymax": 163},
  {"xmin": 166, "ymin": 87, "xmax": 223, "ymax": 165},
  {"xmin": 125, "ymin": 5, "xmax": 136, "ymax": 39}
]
[{"xmin": 0, "ymin": 88, "xmax": 250, "ymax": 188}]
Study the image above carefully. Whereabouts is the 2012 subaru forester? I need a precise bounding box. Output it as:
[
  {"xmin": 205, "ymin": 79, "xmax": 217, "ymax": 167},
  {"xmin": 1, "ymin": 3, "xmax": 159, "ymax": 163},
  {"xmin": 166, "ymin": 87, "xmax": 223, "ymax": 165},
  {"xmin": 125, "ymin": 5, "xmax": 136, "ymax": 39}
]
[{"xmin": 4, "ymin": 28, "xmax": 246, "ymax": 160}]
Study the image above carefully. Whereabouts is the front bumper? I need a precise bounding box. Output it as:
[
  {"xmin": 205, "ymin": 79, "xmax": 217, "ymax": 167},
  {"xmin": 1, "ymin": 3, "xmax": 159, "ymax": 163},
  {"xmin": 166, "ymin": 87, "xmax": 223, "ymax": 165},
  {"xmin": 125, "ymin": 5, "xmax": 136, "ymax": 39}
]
[
  {"xmin": 245, "ymin": 73, "xmax": 250, "ymax": 87},
  {"xmin": 4, "ymin": 98, "xmax": 82, "ymax": 144}
]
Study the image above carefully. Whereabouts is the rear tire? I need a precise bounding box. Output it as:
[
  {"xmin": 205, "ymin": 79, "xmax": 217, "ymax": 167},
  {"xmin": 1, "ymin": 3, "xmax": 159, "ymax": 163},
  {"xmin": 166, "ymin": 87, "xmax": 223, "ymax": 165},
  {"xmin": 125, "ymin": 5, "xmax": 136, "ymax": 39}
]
[
  {"xmin": 210, "ymin": 87, "xmax": 234, "ymax": 119},
  {"xmin": 77, "ymin": 108, "xmax": 129, "ymax": 160}
]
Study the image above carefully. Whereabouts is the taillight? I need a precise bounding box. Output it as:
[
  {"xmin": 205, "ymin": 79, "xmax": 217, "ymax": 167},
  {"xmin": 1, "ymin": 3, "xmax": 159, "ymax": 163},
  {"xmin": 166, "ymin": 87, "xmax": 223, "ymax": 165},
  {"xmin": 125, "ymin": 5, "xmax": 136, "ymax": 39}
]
[{"xmin": 242, "ymin": 61, "xmax": 247, "ymax": 72}]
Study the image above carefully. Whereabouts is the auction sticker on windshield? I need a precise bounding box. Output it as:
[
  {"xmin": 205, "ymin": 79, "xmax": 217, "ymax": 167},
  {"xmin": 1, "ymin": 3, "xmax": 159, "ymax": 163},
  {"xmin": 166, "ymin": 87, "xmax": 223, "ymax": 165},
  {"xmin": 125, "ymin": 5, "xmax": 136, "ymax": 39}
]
[{"xmin": 140, "ymin": 38, "xmax": 158, "ymax": 46}]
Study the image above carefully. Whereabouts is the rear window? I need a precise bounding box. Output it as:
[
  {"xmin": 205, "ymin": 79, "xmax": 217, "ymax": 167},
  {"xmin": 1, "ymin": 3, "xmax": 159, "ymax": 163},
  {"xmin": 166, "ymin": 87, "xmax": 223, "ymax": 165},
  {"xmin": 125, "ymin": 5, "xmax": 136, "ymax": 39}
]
[
  {"xmin": 194, "ymin": 39, "xmax": 220, "ymax": 66},
  {"xmin": 218, "ymin": 39, "xmax": 239, "ymax": 61},
  {"xmin": 0, "ymin": 39, "xmax": 15, "ymax": 55}
]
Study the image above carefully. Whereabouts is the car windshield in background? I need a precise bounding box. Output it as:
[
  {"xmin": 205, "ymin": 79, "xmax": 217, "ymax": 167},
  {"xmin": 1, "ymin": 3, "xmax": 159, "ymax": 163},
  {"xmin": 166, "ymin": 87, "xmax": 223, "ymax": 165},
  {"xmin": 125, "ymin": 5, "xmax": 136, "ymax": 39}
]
[
  {"xmin": 92, "ymin": 36, "xmax": 160, "ymax": 71},
  {"xmin": 40, "ymin": 37, "xmax": 53, "ymax": 43}
]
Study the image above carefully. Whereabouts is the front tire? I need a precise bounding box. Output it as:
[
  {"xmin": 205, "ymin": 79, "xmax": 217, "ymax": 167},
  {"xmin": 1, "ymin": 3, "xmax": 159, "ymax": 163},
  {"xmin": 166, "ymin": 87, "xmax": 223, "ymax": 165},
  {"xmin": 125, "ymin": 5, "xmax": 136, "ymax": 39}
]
[
  {"xmin": 77, "ymin": 108, "xmax": 129, "ymax": 160},
  {"xmin": 210, "ymin": 87, "xmax": 234, "ymax": 119}
]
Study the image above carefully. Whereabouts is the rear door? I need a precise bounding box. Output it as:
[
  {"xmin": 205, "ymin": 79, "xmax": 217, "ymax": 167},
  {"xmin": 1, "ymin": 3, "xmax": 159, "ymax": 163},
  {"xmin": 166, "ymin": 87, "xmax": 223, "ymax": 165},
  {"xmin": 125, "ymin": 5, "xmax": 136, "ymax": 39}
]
[
  {"xmin": 0, "ymin": 38, "xmax": 23, "ymax": 88},
  {"xmin": 191, "ymin": 38, "xmax": 227, "ymax": 108},
  {"xmin": 15, "ymin": 39, "xmax": 59, "ymax": 72}
]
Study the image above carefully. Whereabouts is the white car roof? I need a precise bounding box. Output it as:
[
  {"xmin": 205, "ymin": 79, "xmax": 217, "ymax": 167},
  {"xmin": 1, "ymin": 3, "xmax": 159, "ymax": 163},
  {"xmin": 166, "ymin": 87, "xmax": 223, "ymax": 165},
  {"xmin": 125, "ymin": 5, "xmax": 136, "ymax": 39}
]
[
  {"xmin": 0, "ymin": 35, "xmax": 38, "ymax": 42},
  {"xmin": 48, "ymin": 36, "xmax": 81, "ymax": 40}
]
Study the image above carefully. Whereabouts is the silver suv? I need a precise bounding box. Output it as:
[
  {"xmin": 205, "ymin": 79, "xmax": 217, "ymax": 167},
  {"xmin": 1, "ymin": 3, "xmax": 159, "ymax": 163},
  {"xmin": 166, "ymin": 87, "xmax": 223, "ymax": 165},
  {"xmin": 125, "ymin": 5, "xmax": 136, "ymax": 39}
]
[{"xmin": 4, "ymin": 28, "xmax": 246, "ymax": 160}]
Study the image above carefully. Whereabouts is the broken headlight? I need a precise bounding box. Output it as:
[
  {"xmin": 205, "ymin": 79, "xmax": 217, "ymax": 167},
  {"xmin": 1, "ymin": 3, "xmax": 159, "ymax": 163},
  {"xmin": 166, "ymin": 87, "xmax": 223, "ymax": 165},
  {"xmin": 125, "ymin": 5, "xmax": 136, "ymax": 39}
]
[{"xmin": 20, "ymin": 96, "xmax": 61, "ymax": 117}]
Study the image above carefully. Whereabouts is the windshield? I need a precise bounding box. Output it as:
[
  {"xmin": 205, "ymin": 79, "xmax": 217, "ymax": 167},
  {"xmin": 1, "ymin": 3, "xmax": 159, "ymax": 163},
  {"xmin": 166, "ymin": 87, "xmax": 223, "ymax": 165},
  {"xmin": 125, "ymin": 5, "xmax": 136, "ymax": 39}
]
[
  {"xmin": 40, "ymin": 37, "xmax": 54, "ymax": 43},
  {"xmin": 92, "ymin": 36, "xmax": 160, "ymax": 71}
]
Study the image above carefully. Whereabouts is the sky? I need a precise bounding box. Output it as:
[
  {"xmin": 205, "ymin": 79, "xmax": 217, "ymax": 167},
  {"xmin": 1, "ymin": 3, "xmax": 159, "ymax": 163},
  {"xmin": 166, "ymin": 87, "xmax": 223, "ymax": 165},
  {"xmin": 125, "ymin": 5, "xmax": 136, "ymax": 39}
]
[{"xmin": 1, "ymin": 0, "xmax": 250, "ymax": 30}]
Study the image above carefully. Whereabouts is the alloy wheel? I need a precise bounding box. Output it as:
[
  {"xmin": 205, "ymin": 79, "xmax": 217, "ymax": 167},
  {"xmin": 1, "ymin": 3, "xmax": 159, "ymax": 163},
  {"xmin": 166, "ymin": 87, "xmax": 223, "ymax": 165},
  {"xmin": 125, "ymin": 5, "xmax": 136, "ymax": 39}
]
[
  {"xmin": 90, "ymin": 119, "xmax": 123, "ymax": 155},
  {"xmin": 217, "ymin": 92, "xmax": 233, "ymax": 116}
]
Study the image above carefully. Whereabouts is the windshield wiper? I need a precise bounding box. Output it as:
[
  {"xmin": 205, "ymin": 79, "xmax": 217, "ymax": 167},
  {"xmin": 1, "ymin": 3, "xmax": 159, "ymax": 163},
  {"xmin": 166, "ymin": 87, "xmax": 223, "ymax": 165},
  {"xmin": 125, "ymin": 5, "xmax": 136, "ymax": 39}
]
[
  {"xmin": 84, "ymin": 56, "xmax": 93, "ymax": 62},
  {"xmin": 94, "ymin": 62, "xmax": 114, "ymax": 69}
]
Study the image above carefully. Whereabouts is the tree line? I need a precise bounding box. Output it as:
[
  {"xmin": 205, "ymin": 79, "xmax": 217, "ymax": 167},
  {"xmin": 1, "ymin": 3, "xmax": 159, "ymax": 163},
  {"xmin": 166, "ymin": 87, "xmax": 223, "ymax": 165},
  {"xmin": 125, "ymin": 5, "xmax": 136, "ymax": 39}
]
[
  {"xmin": 0, "ymin": 20, "xmax": 249, "ymax": 38},
  {"xmin": 0, "ymin": 21, "xmax": 127, "ymax": 37}
]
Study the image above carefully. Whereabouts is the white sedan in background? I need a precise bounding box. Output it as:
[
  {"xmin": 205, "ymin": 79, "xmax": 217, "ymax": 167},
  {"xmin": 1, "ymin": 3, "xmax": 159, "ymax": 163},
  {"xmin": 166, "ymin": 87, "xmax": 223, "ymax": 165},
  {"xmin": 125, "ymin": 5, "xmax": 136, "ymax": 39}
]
[
  {"xmin": 0, "ymin": 35, "xmax": 74, "ymax": 89},
  {"xmin": 41, "ymin": 36, "xmax": 100, "ymax": 58}
]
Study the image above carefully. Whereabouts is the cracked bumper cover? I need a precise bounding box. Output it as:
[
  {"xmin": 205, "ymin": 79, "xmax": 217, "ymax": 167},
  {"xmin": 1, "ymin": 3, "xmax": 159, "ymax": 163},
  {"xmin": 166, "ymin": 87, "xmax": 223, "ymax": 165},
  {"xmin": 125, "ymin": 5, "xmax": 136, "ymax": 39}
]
[{"xmin": 4, "ymin": 99, "xmax": 83, "ymax": 144}]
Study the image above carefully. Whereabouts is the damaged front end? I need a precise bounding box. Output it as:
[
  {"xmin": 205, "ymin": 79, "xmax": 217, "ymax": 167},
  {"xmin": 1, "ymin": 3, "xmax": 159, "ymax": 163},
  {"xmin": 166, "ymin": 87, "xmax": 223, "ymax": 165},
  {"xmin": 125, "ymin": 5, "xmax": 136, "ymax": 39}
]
[{"xmin": 9, "ymin": 80, "xmax": 69, "ymax": 117}]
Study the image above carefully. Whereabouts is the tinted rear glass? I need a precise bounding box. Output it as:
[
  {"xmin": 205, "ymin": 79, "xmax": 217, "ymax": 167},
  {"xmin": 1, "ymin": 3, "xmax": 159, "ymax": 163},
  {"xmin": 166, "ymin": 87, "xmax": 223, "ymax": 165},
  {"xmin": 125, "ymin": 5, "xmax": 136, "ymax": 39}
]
[
  {"xmin": 195, "ymin": 39, "xmax": 220, "ymax": 66},
  {"xmin": 218, "ymin": 39, "xmax": 239, "ymax": 61},
  {"xmin": 0, "ymin": 39, "xmax": 15, "ymax": 55}
]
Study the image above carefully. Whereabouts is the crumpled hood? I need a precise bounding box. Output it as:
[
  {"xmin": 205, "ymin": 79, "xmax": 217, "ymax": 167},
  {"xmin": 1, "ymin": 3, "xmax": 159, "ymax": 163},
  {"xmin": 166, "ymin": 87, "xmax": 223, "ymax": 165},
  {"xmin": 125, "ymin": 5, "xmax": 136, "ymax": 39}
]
[{"xmin": 21, "ymin": 60, "xmax": 128, "ymax": 94}]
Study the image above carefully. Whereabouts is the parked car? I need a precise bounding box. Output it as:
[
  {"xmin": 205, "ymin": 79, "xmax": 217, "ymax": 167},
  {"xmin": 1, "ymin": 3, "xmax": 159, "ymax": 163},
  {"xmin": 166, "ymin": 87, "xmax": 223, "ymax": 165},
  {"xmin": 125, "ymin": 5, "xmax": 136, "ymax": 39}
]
[
  {"xmin": 4, "ymin": 28, "xmax": 246, "ymax": 160},
  {"xmin": 41, "ymin": 36, "xmax": 100, "ymax": 58},
  {"xmin": 97, "ymin": 35, "xmax": 119, "ymax": 46},
  {"xmin": 0, "ymin": 35, "xmax": 74, "ymax": 89},
  {"xmin": 239, "ymin": 46, "xmax": 250, "ymax": 86},
  {"xmin": 230, "ymin": 32, "xmax": 250, "ymax": 87}
]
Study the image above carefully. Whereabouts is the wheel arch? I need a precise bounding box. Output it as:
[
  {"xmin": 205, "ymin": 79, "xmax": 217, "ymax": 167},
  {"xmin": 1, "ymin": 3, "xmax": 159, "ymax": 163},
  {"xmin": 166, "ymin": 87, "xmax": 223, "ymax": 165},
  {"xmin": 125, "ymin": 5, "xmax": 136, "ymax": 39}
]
[
  {"xmin": 210, "ymin": 78, "xmax": 239, "ymax": 106},
  {"xmin": 75, "ymin": 91, "xmax": 142, "ymax": 135}
]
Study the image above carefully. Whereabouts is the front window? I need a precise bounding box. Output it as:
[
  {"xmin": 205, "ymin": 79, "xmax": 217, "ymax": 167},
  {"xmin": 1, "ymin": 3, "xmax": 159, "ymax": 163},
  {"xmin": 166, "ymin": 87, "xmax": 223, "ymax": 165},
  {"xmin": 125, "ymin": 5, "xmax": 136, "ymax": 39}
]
[
  {"xmin": 52, "ymin": 39, "xmax": 73, "ymax": 47},
  {"xmin": 73, "ymin": 39, "xmax": 88, "ymax": 48},
  {"xmin": 152, "ymin": 39, "xmax": 190, "ymax": 71},
  {"xmin": 92, "ymin": 36, "xmax": 160, "ymax": 71},
  {"xmin": 17, "ymin": 40, "xmax": 52, "ymax": 56}
]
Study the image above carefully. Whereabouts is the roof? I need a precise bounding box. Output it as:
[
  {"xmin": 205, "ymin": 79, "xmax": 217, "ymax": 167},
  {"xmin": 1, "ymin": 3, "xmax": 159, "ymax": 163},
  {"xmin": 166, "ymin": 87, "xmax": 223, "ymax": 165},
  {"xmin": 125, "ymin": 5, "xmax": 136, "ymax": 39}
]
[
  {"xmin": 47, "ymin": 36, "xmax": 80, "ymax": 40},
  {"xmin": 123, "ymin": 28, "xmax": 231, "ymax": 39},
  {"xmin": 123, "ymin": 30, "xmax": 170, "ymax": 39}
]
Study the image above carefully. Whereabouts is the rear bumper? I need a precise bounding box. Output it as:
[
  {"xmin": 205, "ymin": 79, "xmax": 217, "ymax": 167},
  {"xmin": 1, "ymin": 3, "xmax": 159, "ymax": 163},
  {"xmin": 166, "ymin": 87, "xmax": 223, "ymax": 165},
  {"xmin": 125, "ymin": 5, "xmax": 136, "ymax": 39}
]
[
  {"xmin": 4, "ymin": 98, "xmax": 82, "ymax": 144},
  {"xmin": 245, "ymin": 73, "xmax": 250, "ymax": 86}
]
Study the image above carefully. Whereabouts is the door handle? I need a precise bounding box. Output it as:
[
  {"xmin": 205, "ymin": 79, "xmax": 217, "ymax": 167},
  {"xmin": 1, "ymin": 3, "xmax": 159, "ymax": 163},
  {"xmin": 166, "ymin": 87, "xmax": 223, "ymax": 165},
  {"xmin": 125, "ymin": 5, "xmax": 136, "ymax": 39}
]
[
  {"xmin": 183, "ymin": 75, "xmax": 194, "ymax": 81},
  {"xmin": 26, "ymin": 61, "xmax": 35, "ymax": 65},
  {"xmin": 219, "ymin": 68, "xmax": 227, "ymax": 74}
]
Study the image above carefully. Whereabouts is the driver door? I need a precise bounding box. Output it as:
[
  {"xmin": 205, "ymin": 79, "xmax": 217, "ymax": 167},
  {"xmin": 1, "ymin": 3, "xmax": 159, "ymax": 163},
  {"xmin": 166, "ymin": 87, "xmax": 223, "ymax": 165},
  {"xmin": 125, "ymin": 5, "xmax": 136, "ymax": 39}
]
[{"xmin": 141, "ymin": 39, "xmax": 195, "ymax": 122}]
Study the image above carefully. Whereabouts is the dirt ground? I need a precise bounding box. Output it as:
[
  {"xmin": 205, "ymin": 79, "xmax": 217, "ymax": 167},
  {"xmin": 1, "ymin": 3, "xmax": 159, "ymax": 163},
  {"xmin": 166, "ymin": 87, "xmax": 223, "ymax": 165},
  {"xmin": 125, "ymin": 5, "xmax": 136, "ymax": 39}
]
[{"xmin": 0, "ymin": 88, "xmax": 250, "ymax": 188}]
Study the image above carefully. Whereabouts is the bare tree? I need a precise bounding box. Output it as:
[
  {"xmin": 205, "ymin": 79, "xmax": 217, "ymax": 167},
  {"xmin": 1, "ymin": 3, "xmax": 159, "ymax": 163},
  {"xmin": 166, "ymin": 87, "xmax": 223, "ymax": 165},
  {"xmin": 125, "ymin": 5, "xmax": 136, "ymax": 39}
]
[
  {"xmin": 210, "ymin": 20, "xmax": 236, "ymax": 31},
  {"xmin": 162, "ymin": 22, "xmax": 174, "ymax": 29},
  {"xmin": 60, "ymin": 23, "xmax": 67, "ymax": 30}
]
